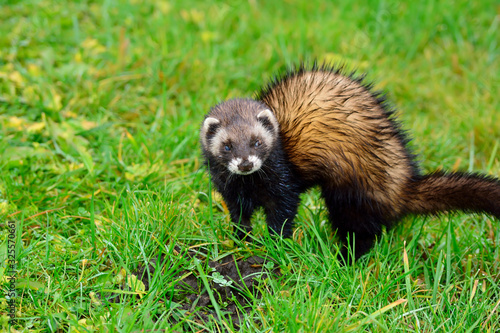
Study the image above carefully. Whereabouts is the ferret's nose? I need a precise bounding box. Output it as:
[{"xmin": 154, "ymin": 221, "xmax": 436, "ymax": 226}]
[{"xmin": 238, "ymin": 160, "xmax": 254, "ymax": 172}]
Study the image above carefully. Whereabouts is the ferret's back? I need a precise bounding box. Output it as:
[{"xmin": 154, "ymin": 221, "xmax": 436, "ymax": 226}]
[{"xmin": 257, "ymin": 67, "xmax": 416, "ymax": 208}]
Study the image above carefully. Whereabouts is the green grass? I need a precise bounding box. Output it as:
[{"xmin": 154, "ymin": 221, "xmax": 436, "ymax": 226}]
[{"xmin": 1, "ymin": 0, "xmax": 499, "ymax": 331}]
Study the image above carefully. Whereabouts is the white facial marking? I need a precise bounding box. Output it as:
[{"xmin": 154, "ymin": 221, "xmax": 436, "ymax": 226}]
[
  {"xmin": 248, "ymin": 155, "xmax": 262, "ymax": 171},
  {"xmin": 209, "ymin": 128, "xmax": 229, "ymax": 157},
  {"xmin": 255, "ymin": 122, "xmax": 275, "ymax": 147},
  {"xmin": 228, "ymin": 155, "xmax": 263, "ymax": 175},
  {"xmin": 228, "ymin": 157, "xmax": 243, "ymax": 174}
]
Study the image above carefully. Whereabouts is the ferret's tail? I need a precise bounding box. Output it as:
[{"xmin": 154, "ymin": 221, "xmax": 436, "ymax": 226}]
[{"xmin": 406, "ymin": 171, "xmax": 500, "ymax": 219}]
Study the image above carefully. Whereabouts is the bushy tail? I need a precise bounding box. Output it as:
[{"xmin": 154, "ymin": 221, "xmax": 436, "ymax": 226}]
[{"xmin": 406, "ymin": 171, "xmax": 500, "ymax": 219}]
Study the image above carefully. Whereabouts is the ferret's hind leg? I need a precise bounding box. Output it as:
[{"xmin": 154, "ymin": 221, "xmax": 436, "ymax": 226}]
[{"xmin": 322, "ymin": 187, "xmax": 385, "ymax": 262}]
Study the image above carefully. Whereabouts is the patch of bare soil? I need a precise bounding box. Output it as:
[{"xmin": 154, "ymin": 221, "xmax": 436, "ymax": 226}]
[{"xmin": 133, "ymin": 246, "xmax": 279, "ymax": 327}]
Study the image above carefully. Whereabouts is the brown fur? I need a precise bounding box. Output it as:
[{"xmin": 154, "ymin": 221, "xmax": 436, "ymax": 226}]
[{"xmin": 258, "ymin": 67, "xmax": 415, "ymax": 215}]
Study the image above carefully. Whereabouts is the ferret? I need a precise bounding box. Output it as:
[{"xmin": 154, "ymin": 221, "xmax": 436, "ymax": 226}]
[{"xmin": 200, "ymin": 63, "xmax": 500, "ymax": 260}]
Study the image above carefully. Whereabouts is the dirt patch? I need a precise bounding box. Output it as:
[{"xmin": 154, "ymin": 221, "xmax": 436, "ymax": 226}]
[{"xmin": 132, "ymin": 246, "xmax": 279, "ymax": 327}]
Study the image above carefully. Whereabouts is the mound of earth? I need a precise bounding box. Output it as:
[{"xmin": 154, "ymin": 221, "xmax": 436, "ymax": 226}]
[{"xmin": 131, "ymin": 246, "xmax": 279, "ymax": 327}]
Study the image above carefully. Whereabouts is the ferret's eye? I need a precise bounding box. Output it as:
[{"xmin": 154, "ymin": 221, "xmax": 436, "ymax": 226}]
[
  {"xmin": 254, "ymin": 140, "xmax": 261, "ymax": 148},
  {"xmin": 224, "ymin": 144, "xmax": 231, "ymax": 151}
]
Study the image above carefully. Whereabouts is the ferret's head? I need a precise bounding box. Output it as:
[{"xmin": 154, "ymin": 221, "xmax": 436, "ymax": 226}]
[{"xmin": 201, "ymin": 99, "xmax": 279, "ymax": 175}]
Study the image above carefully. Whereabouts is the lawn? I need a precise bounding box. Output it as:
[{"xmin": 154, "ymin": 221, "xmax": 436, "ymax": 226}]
[{"xmin": 1, "ymin": 0, "xmax": 499, "ymax": 331}]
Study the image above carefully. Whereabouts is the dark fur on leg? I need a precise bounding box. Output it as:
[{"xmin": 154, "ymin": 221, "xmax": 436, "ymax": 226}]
[
  {"xmin": 264, "ymin": 193, "xmax": 301, "ymax": 238},
  {"xmin": 322, "ymin": 186, "xmax": 387, "ymax": 261}
]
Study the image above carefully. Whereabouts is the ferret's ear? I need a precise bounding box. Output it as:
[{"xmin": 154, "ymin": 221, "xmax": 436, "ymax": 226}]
[
  {"xmin": 202, "ymin": 117, "xmax": 221, "ymax": 138},
  {"xmin": 257, "ymin": 109, "xmax": 278, "ymax": 133}
]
